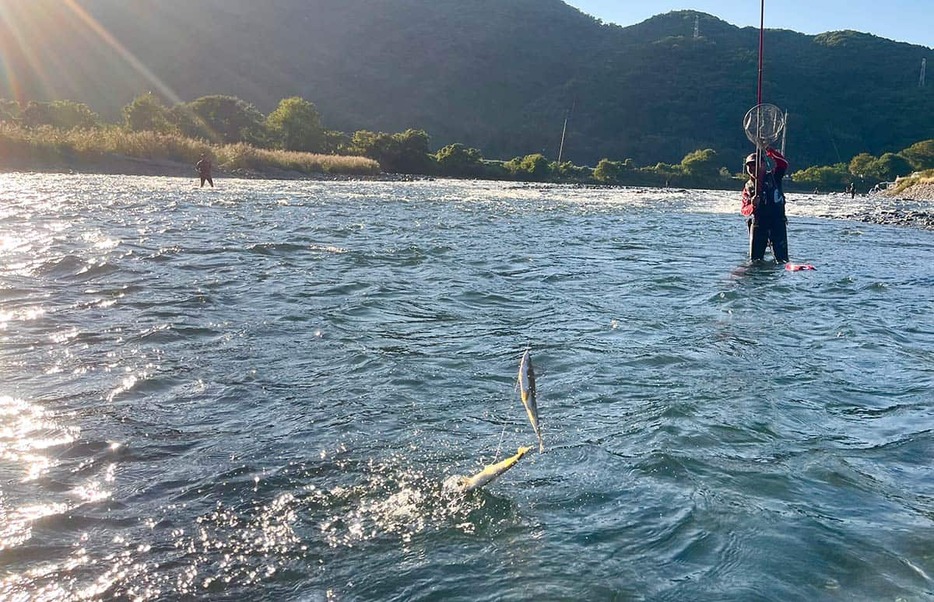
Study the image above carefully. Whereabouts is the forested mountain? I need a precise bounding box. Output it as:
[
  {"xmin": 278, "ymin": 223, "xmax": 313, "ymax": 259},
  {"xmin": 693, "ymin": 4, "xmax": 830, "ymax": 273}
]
[{"xmin": 1, "ymin": 0, "xmax": 930, "ymax": 167}]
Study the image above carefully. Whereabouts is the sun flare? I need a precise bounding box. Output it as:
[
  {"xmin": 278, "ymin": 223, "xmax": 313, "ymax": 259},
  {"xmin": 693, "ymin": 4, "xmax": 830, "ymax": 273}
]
[{"xmin": 0, "ymin": 0, "xmax": 182, "ymax": 105}]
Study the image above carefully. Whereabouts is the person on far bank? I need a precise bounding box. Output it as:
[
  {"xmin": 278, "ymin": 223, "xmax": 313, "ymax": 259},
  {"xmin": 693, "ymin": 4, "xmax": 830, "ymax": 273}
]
[
  {"xmin": 741, "ymin": 145, "xmax": 789, "ymax": 262},
  {"xmin": 196, "ymin": 153, "xmax": 214, "ymax": 188}
]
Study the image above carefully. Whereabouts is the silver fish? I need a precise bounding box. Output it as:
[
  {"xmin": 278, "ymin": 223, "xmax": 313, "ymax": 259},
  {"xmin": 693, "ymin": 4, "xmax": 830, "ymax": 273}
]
[
  {"xmin": 453, "ymin": 446, "xmax": 533, "ymax": 492},
  {"xmin": 518, "ymin": 349, "xmax": 544, "ymax": 452}
]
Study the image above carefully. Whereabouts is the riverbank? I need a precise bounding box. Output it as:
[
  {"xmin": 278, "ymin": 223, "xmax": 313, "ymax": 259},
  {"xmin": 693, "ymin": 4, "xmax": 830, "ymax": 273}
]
[
  {"xmin": 0, "ymin": 124, "xmax": 381, "ymax": 179},
  {"xmin": 1, "ymin": 153, "xmax": 198, "ymax": 178},
  {"xmin": 838, "ymin": 207, "xmax": 934, "ymax": 230},
  {"xmin": 0, "ymin": 153, "xmax": 391, "ymax": 182},
  {"xmin": 825, "ymin": 177, "xmax": 934, "ymax": 230},
  {"xmin": 0, "ymin": 154, "xmax": 424, "ymax": 185},
  {"xmin": 889, "ymin": 179, "xmax": 934, "ymax": 201}
]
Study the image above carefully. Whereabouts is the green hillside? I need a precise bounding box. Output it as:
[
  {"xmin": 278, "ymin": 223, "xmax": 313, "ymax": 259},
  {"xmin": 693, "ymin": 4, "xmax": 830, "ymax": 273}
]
[{"xmin": 1, "ymin": 0, "xmax": 930, "ymax": 167}]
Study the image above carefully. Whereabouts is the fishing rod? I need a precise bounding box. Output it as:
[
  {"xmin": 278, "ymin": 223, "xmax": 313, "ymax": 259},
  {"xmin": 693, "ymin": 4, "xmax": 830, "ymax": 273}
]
[
  {"xmin": 757, "ymin": 0, "xmax": 765, "ymax": 106},
  {"xmin": 756, "ymin": 0, "xmax": 765, "ymax": 171},
  {"xmin": 743, "ymin": 0, "xmax": 785, "ymax": 186}
]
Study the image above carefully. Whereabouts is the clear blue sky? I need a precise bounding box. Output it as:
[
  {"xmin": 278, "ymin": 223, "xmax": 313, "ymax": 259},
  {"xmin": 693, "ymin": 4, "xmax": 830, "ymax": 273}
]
[{"xmin": 564, "ymin": 0, "xmax": 933, "ymax": 48}]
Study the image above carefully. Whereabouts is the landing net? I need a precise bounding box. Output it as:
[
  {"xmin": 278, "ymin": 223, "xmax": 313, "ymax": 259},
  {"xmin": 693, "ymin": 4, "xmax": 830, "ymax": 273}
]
[{"xmin": 743, "ymin": 103, "xmax": 785, "ymax": 148}]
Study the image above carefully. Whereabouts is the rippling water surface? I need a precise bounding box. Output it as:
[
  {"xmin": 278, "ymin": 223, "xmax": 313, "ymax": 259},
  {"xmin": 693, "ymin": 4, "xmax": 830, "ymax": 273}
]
[{"xmin": 0, "ymin": 173, "xmax": 932, "ymax": 601}]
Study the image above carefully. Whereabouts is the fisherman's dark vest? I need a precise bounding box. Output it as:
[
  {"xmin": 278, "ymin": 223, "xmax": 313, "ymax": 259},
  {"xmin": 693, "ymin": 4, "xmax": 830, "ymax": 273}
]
[{"xmin": 747, "ymin": 173, "xmax": 785, "ymax": 215}]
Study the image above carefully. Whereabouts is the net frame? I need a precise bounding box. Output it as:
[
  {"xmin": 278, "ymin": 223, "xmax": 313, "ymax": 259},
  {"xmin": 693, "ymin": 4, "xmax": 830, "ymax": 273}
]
[{"xmin": 743, "ymin": 103, "xmax": 785, "ymax": 148}]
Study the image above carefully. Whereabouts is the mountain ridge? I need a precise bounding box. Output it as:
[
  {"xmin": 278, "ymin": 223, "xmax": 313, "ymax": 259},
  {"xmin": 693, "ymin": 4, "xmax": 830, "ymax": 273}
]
[{"xmin": 0, "ymin": 1, "xmax": 930, "ymax": 167}]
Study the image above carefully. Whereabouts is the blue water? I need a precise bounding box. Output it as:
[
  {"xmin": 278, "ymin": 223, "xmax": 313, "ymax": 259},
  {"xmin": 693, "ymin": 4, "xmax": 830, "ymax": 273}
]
[{"xmin": 0, "ymin": 173, "xmax": 932, "ymax": 601}]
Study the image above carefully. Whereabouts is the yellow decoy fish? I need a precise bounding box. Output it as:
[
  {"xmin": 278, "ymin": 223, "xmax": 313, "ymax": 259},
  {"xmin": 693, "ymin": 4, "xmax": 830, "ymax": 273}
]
[{"xmin": 455, "ymin": 446, "xmax": 533, "ymax": 492}]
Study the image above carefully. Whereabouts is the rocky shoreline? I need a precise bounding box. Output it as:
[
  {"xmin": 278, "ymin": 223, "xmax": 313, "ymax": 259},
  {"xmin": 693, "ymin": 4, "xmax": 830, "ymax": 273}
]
[
  {"xmin": 889, "ymin": 181, "xmax": 934, "ymax": 202},
  {"xmin": 818, "ymin": 180, "xmax": 934, "ymax": 230},
  {"xmin": 825, "ymin": 208, "xmax": 934, "ymax": 230}
]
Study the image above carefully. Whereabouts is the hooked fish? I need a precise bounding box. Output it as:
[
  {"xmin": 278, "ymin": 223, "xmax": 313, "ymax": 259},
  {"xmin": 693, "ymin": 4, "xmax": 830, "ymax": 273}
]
[
  {"xmin": 451, "ymin": 446, "xmax": 533, "ymax": 492},
  {"xmin": 518, "ymin": 349, "xmax": 544, "ymax": 452}
]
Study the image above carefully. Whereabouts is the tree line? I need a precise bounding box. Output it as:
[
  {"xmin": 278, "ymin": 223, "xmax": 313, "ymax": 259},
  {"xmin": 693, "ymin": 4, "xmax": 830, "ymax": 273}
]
[
  {"xmin": 1, "ymin": 94, "xmax": 931, "ymax": 191},
  {"xmin": 790, "ymin": 141, "xmax": 934, "ymax": 192}
]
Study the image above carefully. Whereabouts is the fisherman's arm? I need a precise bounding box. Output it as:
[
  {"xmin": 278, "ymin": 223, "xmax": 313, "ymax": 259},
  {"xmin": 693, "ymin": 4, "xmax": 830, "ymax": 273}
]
[
  {"xmin": 765, "ymin": 147, "xmax": 788, "ymax": 177},
  {"xmin": 741, "ymin": 182, "xmax": 755, "ymax": 216}
]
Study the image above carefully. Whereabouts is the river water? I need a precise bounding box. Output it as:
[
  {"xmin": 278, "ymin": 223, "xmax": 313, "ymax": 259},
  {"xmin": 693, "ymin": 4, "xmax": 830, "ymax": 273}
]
[{"xmin": 0, "ymin": 173, "xmax": 932, "ymax": 601}]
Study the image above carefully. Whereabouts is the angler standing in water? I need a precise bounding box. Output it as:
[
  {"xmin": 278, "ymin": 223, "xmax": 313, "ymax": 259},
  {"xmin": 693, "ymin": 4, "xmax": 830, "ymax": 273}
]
[
  {"xmin": 196, "ymin": 153, "xmax": 214, "ymax": 188},
  {"xmin": 741, "ymin": 146, "xmax": 789, "ymax": 262},
  {"xmin": 739, "ymin": 0, "xmax": 792, "ymax": 263}
]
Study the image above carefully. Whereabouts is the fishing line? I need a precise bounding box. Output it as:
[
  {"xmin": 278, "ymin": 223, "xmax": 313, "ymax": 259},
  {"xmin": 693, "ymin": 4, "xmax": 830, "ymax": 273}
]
[
  {"xmin": 493, "ymin": 421, "xmax": 507, "ymax": 462},
  {"xmin": 495, "ymin": 344, "xmax": 529, "ymax": 462}
]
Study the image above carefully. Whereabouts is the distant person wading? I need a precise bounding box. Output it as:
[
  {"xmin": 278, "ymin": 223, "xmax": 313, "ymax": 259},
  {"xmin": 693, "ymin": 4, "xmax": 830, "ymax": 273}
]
[
  {"xmin": 741, "ymin": 146, "xmax": 789, "ymax": 263},
  {"xmin": 196, "ymin": 154, "xmax": 214, "ymax": 188}
]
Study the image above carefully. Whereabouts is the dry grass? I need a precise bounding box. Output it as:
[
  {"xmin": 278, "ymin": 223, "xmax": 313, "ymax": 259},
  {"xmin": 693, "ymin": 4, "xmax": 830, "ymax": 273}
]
[
  {"xmin": 215, "ymin": 142, "xmax": 380, "ymax": 175},
  {"xmin": 0, "ymin": 123, "xmax": 380, "ymax": 176},
  {"xmin": 890, "ymin": 169, "xmax": 934, "ymax": 195}
]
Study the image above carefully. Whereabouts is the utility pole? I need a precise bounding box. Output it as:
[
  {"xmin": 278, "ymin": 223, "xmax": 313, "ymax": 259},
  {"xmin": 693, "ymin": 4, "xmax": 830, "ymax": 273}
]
[
  {"xmin": 920, "ymin": 58, "xmax": 927, "ymax": 87},
  {"xmin": 694, "ymin": 15, "xmax": 700, "ymax": 39},
  {"xmin": 557, "ymin": 110, "xmax": 570, "ymax": 164},
  {"xmin": 556, "ymin": 98, "xmax": 576, "ymax": 164}
]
